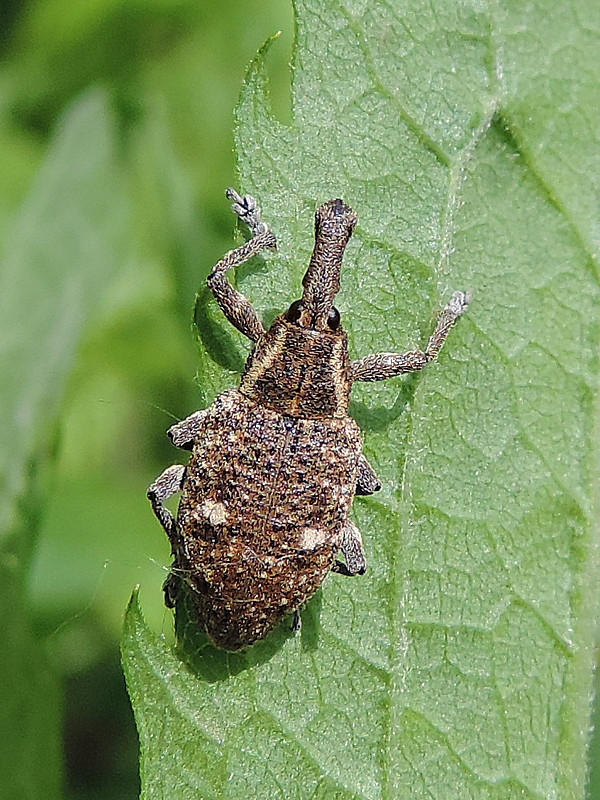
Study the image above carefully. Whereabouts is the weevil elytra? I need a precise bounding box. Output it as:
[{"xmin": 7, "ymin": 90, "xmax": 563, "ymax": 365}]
[{"xmin": 148, "ymin": 189, "xmax": 470, "ymax": 651}]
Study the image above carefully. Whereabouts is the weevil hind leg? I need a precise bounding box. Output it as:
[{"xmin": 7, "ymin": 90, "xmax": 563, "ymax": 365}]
[
  {"xmin": 147, "ymin": 464, "xmax": 186, "ymax": 539},
  {"xmin": 162, "ymin": 563, "xmax": 197, "ymax": 610},
  {"xmin": 332, "ymin": 520, "xmax": 367, "ymax": 576},
  {"xmin": 163, "ymin": 572, "xmax": 179, "ymax": 608},
  {"xmin": 356, "ymin": 454, "xmax": 381, "ymax": 495}
]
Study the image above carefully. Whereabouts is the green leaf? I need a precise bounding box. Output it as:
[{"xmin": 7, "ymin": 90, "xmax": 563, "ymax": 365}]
[
  {"xmin": 0, "ymin": 90, "xmax": 129, "ymax": 798},
  {"xmin": 122, "ymin": 1, "xmax": 600, "ymax": 798}
]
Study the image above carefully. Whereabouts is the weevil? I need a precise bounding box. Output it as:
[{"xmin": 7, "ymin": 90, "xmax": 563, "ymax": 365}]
[{"xmin": 148, "ymin": 189, "xmax": 469, "ymax": 650}]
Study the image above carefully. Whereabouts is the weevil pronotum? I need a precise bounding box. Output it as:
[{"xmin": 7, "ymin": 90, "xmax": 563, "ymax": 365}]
[{"xmin": 148, "ymin": 189, "xmax": 470, "ymax": 650}]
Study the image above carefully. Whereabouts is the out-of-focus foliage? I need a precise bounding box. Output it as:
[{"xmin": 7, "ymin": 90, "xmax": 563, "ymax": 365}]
[{"xmin": 0, "ymin": 2, "xmax": 292, "ymax": 798}]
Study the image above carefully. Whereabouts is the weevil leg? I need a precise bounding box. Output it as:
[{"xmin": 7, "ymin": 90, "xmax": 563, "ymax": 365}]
[
  {"xmin": 291, "ymin": 609, "xmax": 302, "ymax": 632},
  {"xmin": 351, "ymin": 291, "xmax": 470, "ymax": 382},
  {"xmin": 168, "ymin": 409, "xmax": 207, "ymax": 451},
  {"xmin": 147, "ymin": 464, "xmax": 186, "ymax": 538},
  {"xmin": 207, "ymin": 188, "xmax": 277, "ymax": 343},
  {"xmin": 356, "ymin": 454, "xmax": 381, "ymax": 496},
  {"xmin": 332, "ymin": 520, "xmax": 367, "ymax": 576},
  {"xmin": 163, "ymin": 572, "xmax": 179, "ymax": 609}
]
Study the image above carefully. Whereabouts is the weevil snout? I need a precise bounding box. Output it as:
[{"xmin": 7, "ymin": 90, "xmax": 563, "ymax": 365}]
[
  {"xmin": 301, "ymin": 198, "xmax": 357, "ymax": 329},
  {"xmin": 314, "ymin": 198, "xmax": 358, "ymax": 240}
]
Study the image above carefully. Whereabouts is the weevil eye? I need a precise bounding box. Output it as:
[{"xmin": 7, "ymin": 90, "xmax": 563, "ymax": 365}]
[
  {"xmin": 285, "ymin": 299, "xmax": 304, "ymax": 323},
  {"xmin": 327, "ymin": 306, "xmax": 341, "ymax": 330}
]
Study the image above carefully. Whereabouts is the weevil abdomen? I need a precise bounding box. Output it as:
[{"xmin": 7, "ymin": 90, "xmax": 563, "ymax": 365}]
[{"xmin": 174, "ymin": 390, "xmax": 362, "ymax": 650}]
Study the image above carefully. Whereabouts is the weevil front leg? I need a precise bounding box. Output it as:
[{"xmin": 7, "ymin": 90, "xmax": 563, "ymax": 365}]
[
  {"xmin": 147, "ymin": 464, "xmax": 186, "ymax": 538},
  {"xmin": 332, "ymin": 520, "xmax": 367, "ymax": 576},
  {"xmin": 351, "ymin": 291, "xmax": 470, "ymax": 382},
  {"xmin": 291, "ymin": 609, "xmax": 302, "ymax": 632},
  {"xmin": 207, "ymin": 188, "xmax": 277, "ymax": 342}
]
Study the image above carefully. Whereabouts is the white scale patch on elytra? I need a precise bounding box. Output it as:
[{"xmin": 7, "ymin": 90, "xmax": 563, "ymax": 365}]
[
  {"xmin": 200, "ymin": 499, "xmax": 228, "ymax": 526},
  {"xmin": 299, "ymin": 526, "xmax": 328, "ymax": 550}
]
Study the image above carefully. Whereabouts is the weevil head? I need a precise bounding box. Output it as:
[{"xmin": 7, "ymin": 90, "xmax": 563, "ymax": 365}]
[
  {"xmin": 282, "ymin": 297, "xmax": 342, "ymax": 333},
  {"xmin": 239, "ymin": 198, "xmax": 356, "ymax": 418}
]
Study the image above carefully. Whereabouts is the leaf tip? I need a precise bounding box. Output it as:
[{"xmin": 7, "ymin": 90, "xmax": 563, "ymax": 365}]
[
  {"xmin": 236, "ymin": 32, "xmax": 282, "ymax": 126},
  {"xmin": 123, "ymin": 584, "xmax": 144, "ymax": 637}
]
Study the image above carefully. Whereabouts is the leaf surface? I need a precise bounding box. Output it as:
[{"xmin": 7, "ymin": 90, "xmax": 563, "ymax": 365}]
[{"xmin": 122, "ymin": 2, "xmax": 600, "ymax": 798}]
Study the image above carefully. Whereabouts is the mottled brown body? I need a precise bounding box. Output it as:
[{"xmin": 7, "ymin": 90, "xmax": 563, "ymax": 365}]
[
  {"xmin": 148, "ymin": 189, "xmax": 469, "ymax": 650},
  {"xmin": 174, "ymin": 389, "xmax": 360, "ymax": 650}
]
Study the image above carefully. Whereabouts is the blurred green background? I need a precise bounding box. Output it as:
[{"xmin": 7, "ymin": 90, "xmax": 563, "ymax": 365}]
[
  {"xmin": 2, "ymin": 1, "xmax": 598, "ymax": 799},
  {"xmin": 0, "ymin": 1, "xmax": 292, "ymax": 797}
]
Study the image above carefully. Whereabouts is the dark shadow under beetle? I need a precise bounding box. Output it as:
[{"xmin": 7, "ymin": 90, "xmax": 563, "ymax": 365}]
[{"xmin": 174, "ymin": 587, "xmax": 323, "ymax": 682}]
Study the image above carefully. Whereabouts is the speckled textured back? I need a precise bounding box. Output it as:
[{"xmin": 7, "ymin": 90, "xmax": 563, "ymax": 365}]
[{"xmin": 175, "ymin": 390, "xmax": 362, "ymax": 650}]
